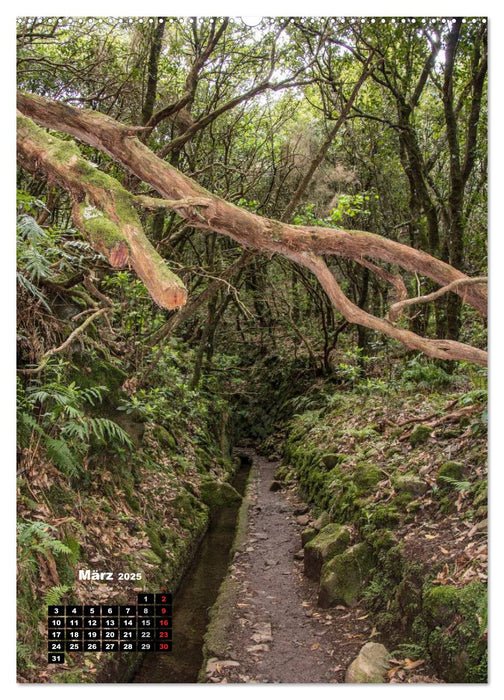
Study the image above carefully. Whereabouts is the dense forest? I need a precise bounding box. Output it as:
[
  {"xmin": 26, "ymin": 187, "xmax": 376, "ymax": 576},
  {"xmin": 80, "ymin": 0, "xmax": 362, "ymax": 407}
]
[{"xmin": 16, "ymin": 16, "xmax": 487, "ymax": 684}]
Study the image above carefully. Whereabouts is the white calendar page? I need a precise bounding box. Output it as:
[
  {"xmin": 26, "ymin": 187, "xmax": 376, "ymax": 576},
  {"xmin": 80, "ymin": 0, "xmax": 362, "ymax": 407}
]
[{"xmin": 7, "ymin": 0, "xmax": 497, "ymax": 696}]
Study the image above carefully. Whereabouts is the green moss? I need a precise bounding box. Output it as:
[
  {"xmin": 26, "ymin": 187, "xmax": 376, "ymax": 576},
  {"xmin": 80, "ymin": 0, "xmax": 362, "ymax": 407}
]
[
  {"xmin": 409, "ymin": 424, "xmax": 431, "ymax": 447},
  {"xmin": 368, "ymin": 503, "xmax": 401, "ymax": 528},
  {"xmin": 304, "ymin": 523, "xmax": 351, "ymax": 580},
  {"xmin": 318, "ymin": 542, "xmax": 375, "ymax": 607},
  {"xmin": 424, "ymin": 582, "xmax": 487, "ymax": 682},
  {"xmin": 354, "ymin": 463, "xmax": 382, "ymax": 491},
  {"xmin": 145, "ymin": 525, "xmax": 168, "ymax": 563},
  {"xmin": 152, "ymin": 424, "xmax": 176, "ymax": 450},
  {"xmin": 301, "ymin": 527, "xmax": 317, "ymax": 546},
  {"xmin": 365, "ymin": 528, "xmax": 397, "ymax": 555},
  {"xmin": 437, "ymin": 461, "xmax": 464, "ymax": 484},
  {"xmin": 173, "ymin": 490, "xmax": 207, "ymax": 529},
  {"xmin": 423, "ymin": 584, "xmax": 459, "ymax": 626},
  {"xmin": 78, "ymin": 201, "xmax": 129, "ymax": 253},
  {"xmin": 394, "ymin": 474, "xmax": 428, "ymax": 496},
  {"xmin": 200, "ymin": 478, "xmax": 241, "ymax": 508}
]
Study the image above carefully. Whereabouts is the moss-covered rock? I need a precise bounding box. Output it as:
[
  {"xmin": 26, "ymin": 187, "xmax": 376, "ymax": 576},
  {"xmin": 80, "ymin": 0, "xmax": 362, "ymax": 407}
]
[
  {"xmin": 312, "ymin": 511, "xmax": 330, "ymax": 531},
  {"xmin": 410, "ymin": 424, "xmax": 431, "ymax": 447},
  {"xmin": 364, "ymin": 529, "xmax": 397, "ymax": 555},
  {"xmin": 437, "ymin": 461, "xmax": 465, "ymax": 487},
  {"xmin": 368, "ymin": 503, "xmax": 400, "ymax": 529},
  {"xmin": 354, "ymin": 463, "xmax": 382, "ymax": 491},
  {"xmin": 301, "ymin": 527, "xmax": 317, "ymax": 547},
  {"xmin": 318, "ymin": 542, "xmax": 375, "ymax": 608},
  {"xmin": 345, "ymin": 642, "xmax": 390, "ymax": 683},
  {"xmin": 152, "ymin": 424, "xmax": 176, "ymax": 450},
  {"xmin": 423, "ymin": 582, "xmax": 487, "ymax": 682},
  {"xmin": 321, "ymin": 453, "xmax": 345, "ymax": 469},
  {"xmin": 200, "ymin": 478, "xmax": 242, "ymax": 508},
  {"xmin": 304, "ymin": 523, "xmax": 352, "ymax": 580},
  {"xmin": 394, "ymin": 474, "xmax": 428, "ymax": 496}
]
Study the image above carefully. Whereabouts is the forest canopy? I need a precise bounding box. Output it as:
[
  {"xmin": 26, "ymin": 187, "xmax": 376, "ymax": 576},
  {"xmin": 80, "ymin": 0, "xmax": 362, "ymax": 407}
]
[{"xmin": 16, "ymin": 16, "xmax": 487, "ymax": 369}]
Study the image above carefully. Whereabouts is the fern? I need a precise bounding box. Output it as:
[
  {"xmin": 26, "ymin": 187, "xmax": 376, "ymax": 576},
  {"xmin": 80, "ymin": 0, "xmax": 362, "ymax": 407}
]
[
  {"xmin": 438, "ymin": 475, "xmax": 472, "ymax": 491},
  {"xmin": 45, "ymin": 437, "xmax": 83, "ymax": 476},
  {"xmin": 16, "ymin": 271, "xmax": 51, "ymax": 311},
  {"xmin": 44, "ymin": 585, "xmax": 71, "ymax": 607},
  {"xmin": 88, "ymin": 418, "xmax": 133, "ymax": 447},
  {"xmin": 17, "ymin": 642, "xmax": 36, "ymax": 669}
]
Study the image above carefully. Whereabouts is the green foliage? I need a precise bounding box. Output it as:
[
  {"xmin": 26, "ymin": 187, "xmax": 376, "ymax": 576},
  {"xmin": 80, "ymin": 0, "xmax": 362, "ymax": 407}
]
[
  {"xmin": 44, "ymin": 585, "xmax": 72, "ymax": 607},
  {"xmin": 17, "ymin": 520, "xmax": 73, "ymax": 566},
  {"xmin": 18, "ymin": 369, "xmax": 133, "ymax": 477},
  {"xmin": 399, "ymin": 357, "xmax": 454, "ymax": 391}
]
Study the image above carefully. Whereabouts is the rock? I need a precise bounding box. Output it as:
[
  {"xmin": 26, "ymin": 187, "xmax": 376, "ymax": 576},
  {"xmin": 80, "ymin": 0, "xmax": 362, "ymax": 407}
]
[
  {"xmin": 423, "ymin": 582, "xmax": 487, "ymax": 682},
  {"xmin": 269, "ymin": 480, "xmax": 283, "ymax": 492},
  {"xmin": 312, "ymin": 511, "xmax": 330, "ymax": 531},
  {"xmin": 264, "ymin": 559, "xmax": 278, "ymax": 567},
  {"xmin": 255, "ymin": 532, "xmax": 268, "ymax": 540},
  {"xmin": 437, "ymin": 461, "xmax": 465, "ymax": 487},
  {"xmin": 200, "ymin": 479, "xmax": 242, "ymax": 508},
  {"xmin": 318, "ymin": 542, "xmax": 375, "ymax": 608},
  {"xmin": 410, "ymin": 424, "xmax": 431, "ymax": 447},
  {"xmin": 294, "ymin": 504, "xmax": 309, "ymax": 515},
  {"xmin": 296, "ymin": 514, "xmax": 311, "ymax": 526},
  {"xmin": 394, "ymin": 474, "xmax": 429, "ymax": 496},
  {"xmin": 294, "ymin": 549, "xmax": 304, "ymax": 560},
  {"xmin": 345, "ymin": 642, "xmax": 390, "ymax": 683},
  {"xmin": 301, "ymin": 527, "xmax": 317, "ymax": 546},
  {"xmin": 304, "ymin": 523, "xmax": 352, "ymax": 580}
]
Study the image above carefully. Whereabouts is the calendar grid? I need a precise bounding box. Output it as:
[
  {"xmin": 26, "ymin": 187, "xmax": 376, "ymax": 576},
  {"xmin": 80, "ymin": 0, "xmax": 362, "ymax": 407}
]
[{"xmin": 47, "ymin": 593, "xmax": 172, "ymax": 664}]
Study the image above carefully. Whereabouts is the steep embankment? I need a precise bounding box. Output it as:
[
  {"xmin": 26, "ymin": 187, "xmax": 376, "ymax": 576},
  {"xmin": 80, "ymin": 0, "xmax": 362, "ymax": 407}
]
[
  {"xmin": 203, "ymin": 375, "xmax": 487, "ymax": 684},
  {"xmin": 275, "ymin": 381, "xmax": 487, "ymax": 682},
  {"xmin": 17, "ymin": 355, "xmax": 240, "ymax": 683}
]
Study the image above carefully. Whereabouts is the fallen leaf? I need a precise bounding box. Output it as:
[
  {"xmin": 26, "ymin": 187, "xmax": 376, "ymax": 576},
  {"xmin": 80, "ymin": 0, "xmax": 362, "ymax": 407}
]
[
  {"xmin": 404, "ymin": 659, "xmax": 425, "ymax": 671},
  {"xmin": 311, "ymin": 643, "xmax": 320, "ymax": 650}
]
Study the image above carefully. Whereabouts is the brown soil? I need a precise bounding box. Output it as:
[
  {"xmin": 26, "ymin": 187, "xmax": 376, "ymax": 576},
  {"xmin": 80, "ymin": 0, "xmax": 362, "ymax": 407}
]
[{"xmin": 203, "ymin": 452, "xmax": 372, "ymax": 683}]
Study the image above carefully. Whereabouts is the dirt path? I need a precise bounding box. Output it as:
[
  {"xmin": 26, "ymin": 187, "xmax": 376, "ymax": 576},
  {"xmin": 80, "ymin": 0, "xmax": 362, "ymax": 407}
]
[{"xmin": 203, "ymin": 452, "xmax": 372, "ymax": 683}]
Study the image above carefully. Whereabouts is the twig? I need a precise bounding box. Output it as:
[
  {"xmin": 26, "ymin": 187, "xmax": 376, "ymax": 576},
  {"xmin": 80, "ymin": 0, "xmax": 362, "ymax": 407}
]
[{"xmin": 19, "ymin": 308, "xmax": 108, "ymax": 375}]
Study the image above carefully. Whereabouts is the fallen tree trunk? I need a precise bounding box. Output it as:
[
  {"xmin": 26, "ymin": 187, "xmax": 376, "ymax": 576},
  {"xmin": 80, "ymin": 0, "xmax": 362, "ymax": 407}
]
[{"xmin": 17, "ymin": 91, "xmax": 487, "ymax": 365}]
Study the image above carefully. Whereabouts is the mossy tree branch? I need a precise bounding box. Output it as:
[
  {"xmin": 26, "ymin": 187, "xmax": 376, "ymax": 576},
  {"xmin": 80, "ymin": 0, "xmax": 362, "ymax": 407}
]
[{"xmin": 17, "ymin": 111, "xmax": 187, "ymax": 309}]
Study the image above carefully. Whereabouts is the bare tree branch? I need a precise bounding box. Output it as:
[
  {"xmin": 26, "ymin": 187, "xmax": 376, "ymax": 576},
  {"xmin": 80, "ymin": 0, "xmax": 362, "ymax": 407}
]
[{"xmin": 17, "ymin": 91, "xmax": 487, "ymax": 365}]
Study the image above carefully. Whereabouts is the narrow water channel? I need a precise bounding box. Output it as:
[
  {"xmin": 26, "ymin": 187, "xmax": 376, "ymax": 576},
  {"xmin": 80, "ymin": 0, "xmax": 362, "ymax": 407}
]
[{"xmin": 131, "ymin": 458, "xmax": 251, "ymax": 683}]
